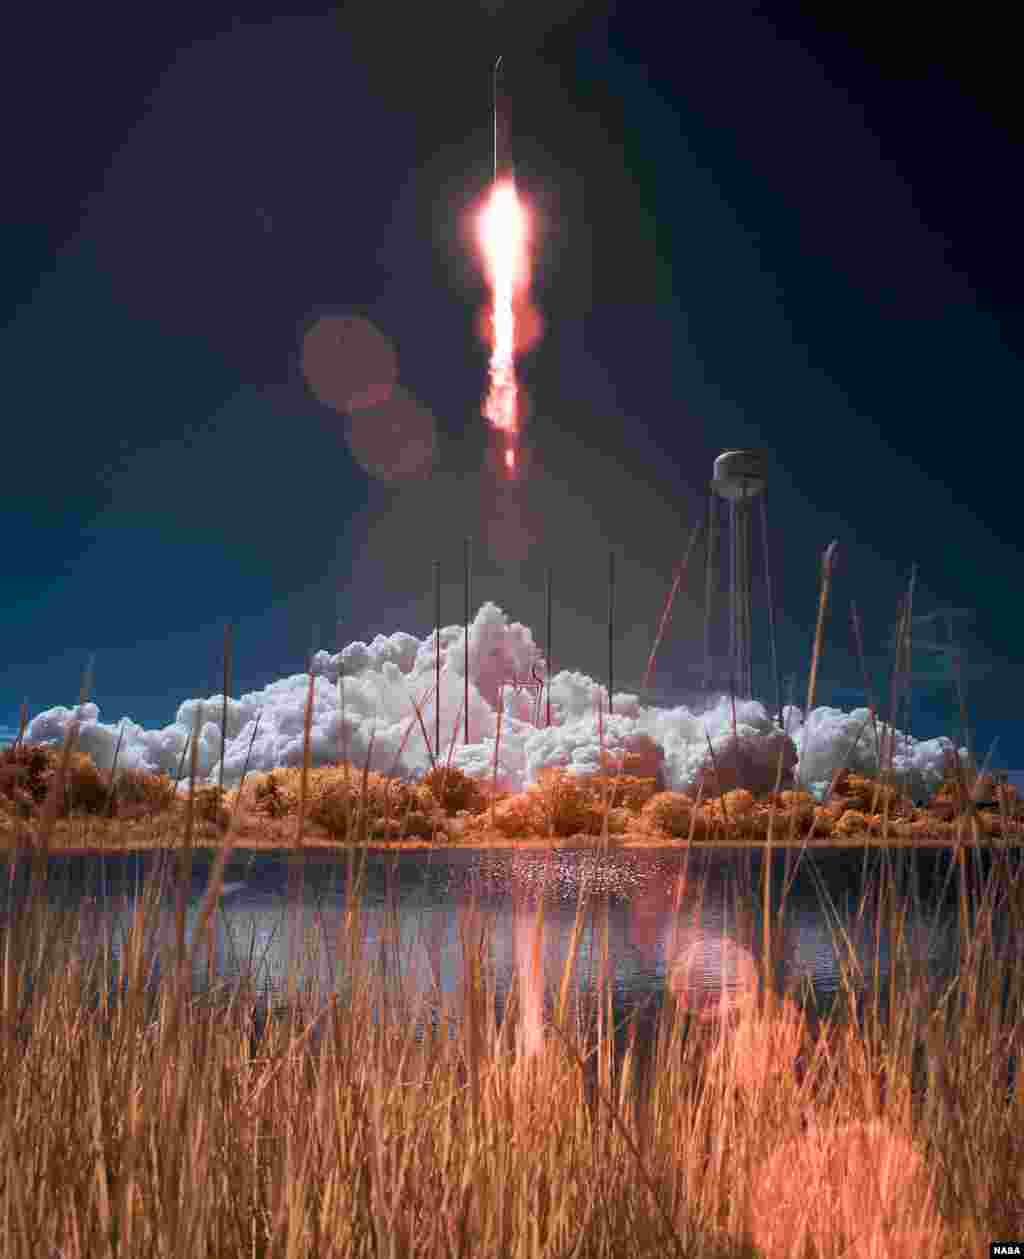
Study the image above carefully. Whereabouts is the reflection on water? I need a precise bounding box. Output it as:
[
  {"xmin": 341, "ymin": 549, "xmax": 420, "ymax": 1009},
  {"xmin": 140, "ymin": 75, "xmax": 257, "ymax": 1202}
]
[{"xmin": 2, "ymin": 845, "xmax": 1006, "ymax": 1054}]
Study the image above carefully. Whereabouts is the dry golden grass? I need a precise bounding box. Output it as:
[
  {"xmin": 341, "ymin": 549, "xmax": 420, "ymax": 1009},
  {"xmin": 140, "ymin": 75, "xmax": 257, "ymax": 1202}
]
[{"xmin": 1, "ymin": 815, "xmax": 1022, "ymax": 1257}]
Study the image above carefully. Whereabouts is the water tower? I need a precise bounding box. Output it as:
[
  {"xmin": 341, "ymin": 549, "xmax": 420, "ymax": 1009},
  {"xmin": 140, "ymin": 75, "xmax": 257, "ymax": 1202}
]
[{"xmin": 703, "ymin": 450, "xmax": 780, "ymax": 710}]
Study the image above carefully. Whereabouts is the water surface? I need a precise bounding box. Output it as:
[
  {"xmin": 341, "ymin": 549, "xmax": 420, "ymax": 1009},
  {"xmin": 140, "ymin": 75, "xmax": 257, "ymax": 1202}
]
[{"xmin": 7, "ymin": 844, "xmax": 1011, "ymax": 1053}]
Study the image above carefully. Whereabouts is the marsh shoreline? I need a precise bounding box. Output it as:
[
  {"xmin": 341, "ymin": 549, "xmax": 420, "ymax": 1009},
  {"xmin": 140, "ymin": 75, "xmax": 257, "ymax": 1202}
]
[{"xmin": 10, "ymin": 831, "xmax": 1019, "ymax": 860}]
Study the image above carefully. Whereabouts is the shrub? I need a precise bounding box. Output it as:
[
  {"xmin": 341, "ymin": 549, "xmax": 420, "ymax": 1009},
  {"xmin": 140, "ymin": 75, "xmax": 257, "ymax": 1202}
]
[
  {"xmin": 766, "ymin": 790, "xmax": 813, "ymax": 835},
  {"xmin": 402, "ymin": 809, "xmax": 443, "ymax": 840},
  {"xmin": 65, "ymin": 752, "xmax": 110, "ymax": 815},
  {"xmin": 829, "ymin": 771, "xmax": 878, "ymax": 812},
  {"xmin": 777, "ymin": 789, "xmax": 815, "ymax": 811},
  {"xmin": 976, "ymin": 811, "xmax": 1005, "ymax": 837},
  {"xmin": 111, "ymin": 767, "xmax": 177, "ymax": 817},
  {"xmin": 458, "ymin": 810, "xmax": 490, "ymax": 838},
  {"xmin": 639, "ymin": 792, "xmax": 696, "ymax": 838},
  {"xmin": 532, "ymin": 769, "xmax": 605, "ymax": 837},
  {"xmin": 849, "ymin": 776, "xmax": 902, "ymax": 813},
  {"xmin": 811, "ymin": 806, "xmax": 835, "ymax": 837},
  {"xmin": 491, "ymin": 794, "xmax": 546, "ymax": 839},
  {"xmin": 252, "ymin": 772, "xmax": 289, "ymax": 818},
  {"xmin": 193, "ymin": 786, "xmax": 230, "ymax": 830},
  {"xmin": 0, "ymin": 743, "xmax": 52, "ymax": 812},
  {"xmin": 3, "ymin": 745, "xmax": 116, "ymax": 818},
  {"xmin": 421, "ymin": 765, "xmax": 486, "ymax": 815},
  {"xmin": 606, "ymin": 806, "xmax": 632, "ymax": 836},
  {"xmin": 310, "ymin": 788, "xmax": 351, "ymax": 838},
  {"xmin": 582, "ymin": 773, "xmax": 660, "ymax": 813},
  {"xmin": 832, "ymin": 808, "xmax": 869, "ymax": 838},
  {"xmin": 910, "ymin": 815, "xmax": 951, "ymax": 839},
  {"xmin": 721, "ymin": 788, "xmax": 756, "ymax": 819}
]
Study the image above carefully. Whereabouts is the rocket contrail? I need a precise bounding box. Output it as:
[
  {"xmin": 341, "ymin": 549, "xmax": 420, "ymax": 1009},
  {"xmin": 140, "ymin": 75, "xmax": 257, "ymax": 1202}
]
[
  {"xmin": 476, "ymin": 56, "xmax": 536, "ymax": 479},
  {"xmin": 493, "ymin": 56, "xmax": 513, "ymax": 183}
]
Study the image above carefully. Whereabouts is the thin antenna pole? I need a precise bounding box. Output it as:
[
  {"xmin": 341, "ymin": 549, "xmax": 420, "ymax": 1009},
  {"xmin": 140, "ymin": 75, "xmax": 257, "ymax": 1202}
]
[
  {"xmin": 337, "ymin": 621, "xmax": 349, "ymax": 784},
  {"xmin": 545, "ymin": 566, "xmax": 552, "ymax": 727},
  {"xmin": 218, "ymin": 621, "xmax": 232, "ymax": 813},
  {"xmin": 729, "ymin": 497, "xmax": 738, "ymax": 699},
  {"xmin": 433, "ymin": 559, "xmax": 441, "ymax": 761},
  {"xmin": 464, "ymin": 538, "xmax": 471, "ymax": 745},
  {"xmin": 760, "ymin": 492, "xmax": 782, "ymax": 728},
  {"xmin": 738, "ymin": 496, "xmax": 749, "ymax": 697},
  {"xmin": 744, "ymin": 492, "xmax": 755, "ymax": 697},
  {"xmin": 746, "ymin": 502, "xmax": 755, "ymax": 698},
  {"xmin": 738, "ymin": 495, "xmax": 746, "ymax": 697},
  {"xmin": 704, "ymin": 491, "xmax": 716, "ymax": 693},
  {"xmin": 888, "ymin": 570, "xmax": 915, "ymax": 809},
  {"xmin": 903, "ymin": 564, "xmax": 917, "ymax": 779},
  {"xmin": 608, "ymin": 549, "xmax": 615, "ymax": 715}
]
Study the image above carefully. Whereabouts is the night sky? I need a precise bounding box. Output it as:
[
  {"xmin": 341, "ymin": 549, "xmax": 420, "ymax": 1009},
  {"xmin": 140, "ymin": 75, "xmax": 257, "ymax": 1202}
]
[{"xmin": 3, "ymin": 3, "xmax": 1021, "ymax": 769}]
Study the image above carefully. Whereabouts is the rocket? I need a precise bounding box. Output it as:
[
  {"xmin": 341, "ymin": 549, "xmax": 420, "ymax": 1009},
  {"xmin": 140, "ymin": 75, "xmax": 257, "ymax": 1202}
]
[{"xmin": 493, "ymin": 56, "xmax": 514, "ymax": 182}]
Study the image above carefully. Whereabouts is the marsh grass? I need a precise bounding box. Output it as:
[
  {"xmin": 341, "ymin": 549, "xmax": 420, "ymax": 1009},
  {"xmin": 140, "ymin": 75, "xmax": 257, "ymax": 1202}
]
[{"xmin": 2, "ymin": 772, "xmax": 1023, "ymax": 1255}]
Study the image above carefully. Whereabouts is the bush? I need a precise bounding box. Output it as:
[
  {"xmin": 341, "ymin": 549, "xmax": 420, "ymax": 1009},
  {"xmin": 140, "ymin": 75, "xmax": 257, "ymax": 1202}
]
[
  {"xmin": 582, "ymin": 773, "xmax": 660, "ymax": 813},
  {"xmin": 811, "ymin": 806, "xmax": 835, "ymax": 837},
  {"xmin": 721, "ymin": 788, "xmax": 756, "ymax": 819},
  {"xmin": 403, "ymin": 809, "xmax": 441, "ymax": 839},
  {"xmin": 252, "ymin": 772, "xmax": 289, "ymax": 818},
  {"xmin": 193, "ymin": 786, "xmax": 230, "ymax": 830},
  {"xmin": 606, "ymin": 806, "xmax": 632, "ymax": 836},
  {"xmin": 111, "ymin": 767, "xmax": 177, "ymax": 817},
  {"xmin": 490, "ymin": 794, "xmax": 546, "ymax": 839},
  {"xmin": 639, "ymin": 792, "xmax": 696, "ymax": 838},
  {"xmin": 65, "ymin": 752, "xmax": 110, "ymax": 815},
  {"xmin": 0, "ymin": 743, "xmax": 112, "ymax": 819},
  {"xmin": 0, "ymin": 743, "xmax": 52, "ymax": 813},
  {"xmin": 421, "ymin": 765, "xmax": 486, "ymax": 815},
  {"xmin": 777, "ymin": 789, "xmax": 815, "ymax": 812},
  {"xmin": 531, "ymin": 769, "xmax": 605, "ymax": 837},
  {"xmin": 979, "ymin": 811, "xmax": 1006, "ymax": 837},
  {"xmin": 828, "ymin": 771, "xmax": 877, "ymax": 812},
  {"xmin": 310, "ymin": 789, "xmax": 351, "ymax": 838},
  {"xmin": 910, "ymin": 815, "xmax": 951, "ymax": 839},
  {"xmin": 834, "ymin": 809, "xmax": 870, "ymax": 838}
]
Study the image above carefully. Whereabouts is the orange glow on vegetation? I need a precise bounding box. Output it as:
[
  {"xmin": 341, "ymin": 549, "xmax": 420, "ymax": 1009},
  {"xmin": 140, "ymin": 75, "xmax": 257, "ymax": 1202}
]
[{"xmin": 477, "ymin": 177, "xmax": 536, "ymax": 478}]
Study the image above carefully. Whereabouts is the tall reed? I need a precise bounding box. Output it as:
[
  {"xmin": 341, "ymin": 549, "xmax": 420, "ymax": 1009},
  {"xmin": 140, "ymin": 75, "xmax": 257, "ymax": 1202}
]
[{"xmin": 2, "ymin": 805, "xmax": 1018, "ymax": 1255}]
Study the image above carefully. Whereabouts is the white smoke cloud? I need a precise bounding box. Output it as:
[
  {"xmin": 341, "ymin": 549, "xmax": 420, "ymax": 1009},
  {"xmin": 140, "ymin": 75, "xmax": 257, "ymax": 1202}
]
[{"xmin": 20, "ymin": 602, "xmax": 967, "ymax": 803}]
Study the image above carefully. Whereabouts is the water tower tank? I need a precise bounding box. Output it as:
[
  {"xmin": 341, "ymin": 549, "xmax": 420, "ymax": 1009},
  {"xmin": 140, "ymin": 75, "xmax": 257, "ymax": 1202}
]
[{"xmin": 712, "ymin": 450, "xmax": 767, "ymax": 501}]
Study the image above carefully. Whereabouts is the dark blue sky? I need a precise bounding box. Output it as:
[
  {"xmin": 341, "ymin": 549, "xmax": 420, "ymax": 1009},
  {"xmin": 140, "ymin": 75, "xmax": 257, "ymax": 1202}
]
[{"xmin": 3, "ymin": 2, "xmax": 1021, "ymax": 767}]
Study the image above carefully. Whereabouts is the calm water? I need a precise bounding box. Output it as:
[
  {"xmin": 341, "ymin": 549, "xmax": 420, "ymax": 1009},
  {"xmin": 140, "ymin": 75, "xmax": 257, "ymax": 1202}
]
[{"xmin": 4, "ymin": 845, "xmax": 1016, "ymax": 1058}]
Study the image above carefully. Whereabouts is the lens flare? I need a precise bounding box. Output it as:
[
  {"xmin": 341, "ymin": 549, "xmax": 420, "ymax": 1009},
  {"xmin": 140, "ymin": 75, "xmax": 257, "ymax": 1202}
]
[{"xmin": 477, "ymin": 177, "xmax": 532, "ymax": 477}]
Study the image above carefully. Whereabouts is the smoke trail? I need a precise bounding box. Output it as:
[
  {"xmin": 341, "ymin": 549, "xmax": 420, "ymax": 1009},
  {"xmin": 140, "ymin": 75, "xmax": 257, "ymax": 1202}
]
[{"xmin": 477, "ymin": 177, "xmax": 531, "ymax": 475}]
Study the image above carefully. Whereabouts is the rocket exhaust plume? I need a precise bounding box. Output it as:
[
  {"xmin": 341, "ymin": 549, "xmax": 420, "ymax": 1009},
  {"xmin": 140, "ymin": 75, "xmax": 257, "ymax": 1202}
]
[{"xmin": 476, "ymin": 57, "xmax": 537, "ymax": 479}]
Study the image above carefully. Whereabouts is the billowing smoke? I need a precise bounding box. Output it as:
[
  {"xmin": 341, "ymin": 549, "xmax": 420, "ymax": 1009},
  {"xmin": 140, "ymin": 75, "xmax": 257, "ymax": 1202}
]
[{"xmin": 21, "ymin": 601, "xmax": 966, "ymax": 805}]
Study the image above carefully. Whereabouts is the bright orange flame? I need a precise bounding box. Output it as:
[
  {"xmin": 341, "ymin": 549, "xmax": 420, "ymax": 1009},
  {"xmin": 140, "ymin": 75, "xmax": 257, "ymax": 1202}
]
[{"xmin": 477, "ymin": 177, "xmax": 531, "ymax": 476}]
